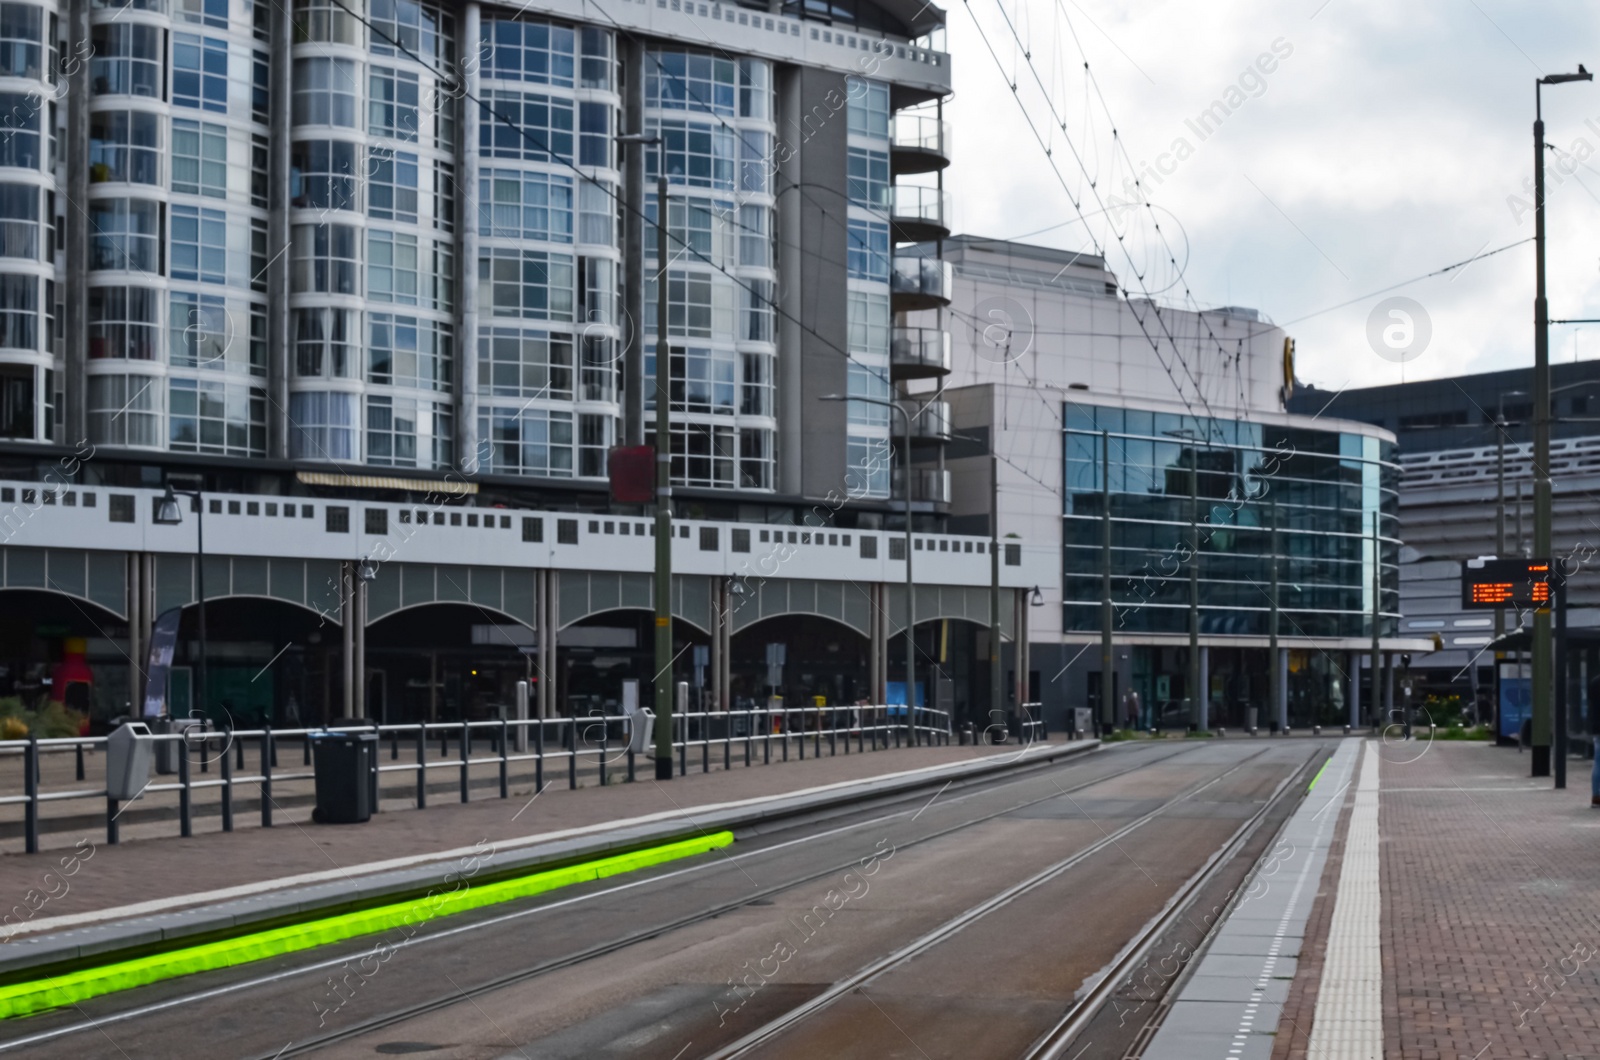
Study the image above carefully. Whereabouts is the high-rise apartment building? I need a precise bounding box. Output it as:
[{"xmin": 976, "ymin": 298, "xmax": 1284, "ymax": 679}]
[{"xmin": 0, "ymin": 0, "xmax": 954, "ymax": 509}]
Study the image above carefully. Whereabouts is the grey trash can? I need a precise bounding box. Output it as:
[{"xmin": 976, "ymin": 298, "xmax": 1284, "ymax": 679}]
[
  {"xmin": 629, "ymin": 709, "xmax": 654, "ymax": 755},
  {"xmin": 154, "ymin": 717, "xmax": 206, "ymax": 775},
  {"xmin": 107, "ymin": 722, "xmax": 154, "ymax": 800},
  {"xmin": 310, "ymin": 731, "xmax": 377, "ymax": 824}
]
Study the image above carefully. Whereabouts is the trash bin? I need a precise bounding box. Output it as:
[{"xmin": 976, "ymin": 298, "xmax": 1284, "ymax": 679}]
[
  {"xmin": 154, "ymin": 717, "xmax": 206, "ymax": 775},
  {"xmin": 629, "ymin": 709, "xmax": 654, "ymax": 755},
  {"xmin": 310, "ymin": 730, "xmax": 377, "ymax": 824},
  {"xmin": 107, "ymin": 722, "xmax": 154, "ymax": 800}
]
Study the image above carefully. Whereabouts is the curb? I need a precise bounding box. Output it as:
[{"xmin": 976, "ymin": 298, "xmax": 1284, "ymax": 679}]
[{"xmin": 0, "ymin": 739, "xmax": 1098, "ymax": 984}]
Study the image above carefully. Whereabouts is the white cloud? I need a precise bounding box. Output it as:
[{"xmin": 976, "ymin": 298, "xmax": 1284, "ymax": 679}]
[{"xmin": 941, "ymin": 0, "xmax": 1600, "ymax": 392}]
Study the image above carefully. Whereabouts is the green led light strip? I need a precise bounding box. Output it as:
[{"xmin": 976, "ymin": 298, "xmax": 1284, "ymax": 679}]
[
  {"xmin": 1307, "ymin": 757, "xmax": 1330, "ymax": 792},
  {"xmin": 0, "ymin": 831, "xmax": 732, "ymax": 1020}
]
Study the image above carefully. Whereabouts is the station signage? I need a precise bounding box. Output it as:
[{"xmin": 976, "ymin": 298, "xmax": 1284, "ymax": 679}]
[{"xmin": 1460, "ymin": 558, "xmax": 1554, "ymax": 611}]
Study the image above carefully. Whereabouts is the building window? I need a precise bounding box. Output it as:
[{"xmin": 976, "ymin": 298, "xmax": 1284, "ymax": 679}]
[
  {"xmin": 367, "ymin": 229, "xmax": 419, "ymax": 304},
  {"xmin": 366, "ymin": 147, "xmax": 418, "ymax": 222},
  {"xmin": 478, "ymin": 89, "xmax": 573, "ymax": 163},
  {"xmin": 480, "ymin": 17, "xmax": 575, "ymax": 87},
  {"xmin": 847, "ymin": 147, "xmax": 889, "ymax": 211},
  {"xmin": 170, "ymin": 119, "xmax": 227, "ymax": 197},
  {"xmin": 172, "ymin": 33, "xmax": 228, "ymax": 113},
  {"xmin": 170, "ymin": 377, "xmax": 265, "ymax": 456},
  {"xmin": 167, "ymin": 290, "xmax": 228, "ymax": 368},
  {"xmin": 740, "ymin": 351, "xmax": 773, "ymax": 416},
  {"xmin": 0, "ymin": 92, "xmax": 39, "ymax": 169},
  {"xmin": 370, "ymin": 312, "xmax": 450, "ymax": 389},
  {"xmin": 738, "ymin": 57, "xmax": 770, "ymax": 120},
  {"xmin": 289, "ymin": 388, "xmax": 355, "ymax": 460},
  {"xmin": 738, "ymin": 204, "xmax": 769, "ymax": 269},
  {"xmin": 739, "ymin": 427, "xmax": 772, "ymax": 490},
  {"xmin": 292, "ymin": 57, "xmax": 359, "ymax": 127},
  {"xmin": 176, "ymin": 0, "xmax": 229, "ymax": 28},
  {"xmin": 371, "ymin": 0, "xmax": 452, "ymax": 64},
  {"xmin": 740, "ymin": 280, "xmax": 773, "ymax": 343},
  {"xmin": 477, "ymin": 246, "xmax": 574, "ymax": 321},
  {"xmin": 477, "ymin": 326, "xmax": 572, "ymax": 399},
  {"xmin": 648, "ymin": 119, "xmax": 736, "ymax": 190},
  {"xmin": 88, "ymin": 373, "xmax": 160, "ymax": 447},
  {"xmin": 90, "ymin": 24, "xmax": 163, "ymax": 99},
  {"xmin": 0, "ymin": 182, "xmax": 34, "ymax": 259},
  {"xmin": 292, "ymin": 0, "xmax": 361, "ymax": 45},
  {"xmin": 291, "ymin": 223, "xmax": 359, "ymax": 294},
  {"xmin": 89, "ymin": 110, "xmax": 161, "ymax": 185},
  {"xmin": 90, "ymin": 198, "xmax": 160, "ymax": 273},
  {"xmin": 848, "ymin": 290, "xmax": 890, "ymax": 356},
  {"xmin": 847, "ymin": 219, "xmax": 890, "ymax": 282},
  {"xmin": 846, "ymin": 435, "xmax": 889, "ymax": 498},
  {"xmin": 846, "ymin": 77, "xmax": 889, "ymax": 139},
  {"xmin": 577, "ymin": 100, "xmax": 611, "ymax": 168},
  {"xmin": 478, "ymin": 168, "xmax": 572, "ymax": 242},
  {"xmin": 88, "ymin": 285, "xmax": 159, "ymax": 360},
  {"xmin": 847, "ymin": 363, "xmax": 891, "ymax": 426},
  {"xmin": 0, "ymin": 271, "xmax": 31, "ymax": 350},
  {"xmin": 646, "ymin": 50, "xmax": 736, "ymax": 114},
  {"xmin": 368, "ymin": 66, "xmax": 419, "ymax": 141},
  {"xmin": 429, "ymin": 241, "xmax": 453, "ymax": 313},
  {"xmin": 668, "ymin": 344, "xmax": 735, "ymax": 413},
  {"xmin": 290, "ymin": 139, "xmax": 359, "ymax": 211},
  {"xmin": 0, "ymin": 4, "xmax": 41, "ymax": 79},
  {"xmin": 432, "ymin": 157, "xmax": 455, "ymax": 233},
  {"xmin": 479, "ymin": 406, "xmax": 574, "ymax": 476},
  {"xmin": 658, "ymin": 272, "xmax": 733, "ymax": 339},
  {"xmin": 293, "ymin": 306, "xmax": 355, "ymax": 377},
  {"xmin": 521, "ymin": 515, "xmax": 543, "ymax": 541},
  {"xmin": 579, "ymin": 26, "xmax": 612, "ymax": 91},
  {"xmin": 654, "ymin": 421, "xmax": 735, "ymax": 488},
  {"xmin": 170, "ymin": 204, "xmax": 227, "ymax": 283},
  {"xmin": 365, "ymin": 394, "xmax": 416, "ymax": 466}
]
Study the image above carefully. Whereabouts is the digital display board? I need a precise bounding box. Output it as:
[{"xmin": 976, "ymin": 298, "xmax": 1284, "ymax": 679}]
[{"xmin": 1460, "ymin": 558, "xmax": 1554, "ymax": 611}]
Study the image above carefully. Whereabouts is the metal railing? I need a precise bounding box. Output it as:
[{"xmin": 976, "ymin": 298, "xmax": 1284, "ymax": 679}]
[{"xmin": 0, "ymin": 705, "xmax": 953, "ymax": 855}]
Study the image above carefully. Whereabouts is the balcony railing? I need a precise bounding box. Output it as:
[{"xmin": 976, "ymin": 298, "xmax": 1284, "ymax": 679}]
[
  {"xmin": 893, "ymin": 467, "xmax": 952, "ymax": 504},
  {"xmin": 890, "ymin": 185, "xmax": 951, "ymax": 242},
  {"xmin": 890, "ymin": 327, "xmax": 951, "ymax": 379},
  {"xmin": 897, "ymin": 398, "xmax": 951, "ymax": 443},
  {"xmin": 890, "ymin": 114, "xmax": 951, "ymax": 175},
  {"xmin": 890, "ymin": 255, "xmax": 953, "ymax": 310}
]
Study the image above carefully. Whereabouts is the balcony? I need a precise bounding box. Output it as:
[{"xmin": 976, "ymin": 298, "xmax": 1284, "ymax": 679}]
[
  {"xmin": 890, "ymin": 114, "xmax": 951, "ymax": 176},
  {"xmin": 890, "ymin": 255, "xmax": 953, "ymax": 312},
  {"xmin": 890, "ymin": 327, "xmax": 951, "ymax": 380},
  {"xmin": 890, "ymin": 185, "xmax": 950, "ymax": 242},
  {"xmin": 897, "ymin": 398, "xmax": 951, "ymax": 444},
  {"xmin": 892, "ymin": 467, "xmax": 952, "ymax": 505}
]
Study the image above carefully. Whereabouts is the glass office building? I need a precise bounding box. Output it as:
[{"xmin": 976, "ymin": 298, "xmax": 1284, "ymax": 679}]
[{"xmin": 1063, "ymin": 403, "xmax": 1400, "ymax": 638}]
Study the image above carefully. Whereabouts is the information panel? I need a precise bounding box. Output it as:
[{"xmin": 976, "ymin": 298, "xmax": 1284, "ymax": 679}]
[{"xmin": 1460, "ymin": 558, "xmax": 1553, "ymax": 611}]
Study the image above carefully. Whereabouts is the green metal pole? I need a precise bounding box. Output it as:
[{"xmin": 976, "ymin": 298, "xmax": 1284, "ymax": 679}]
[
  {"xmin": 1370, "ymin": 509, "xmax": 1381, "ymax": 730},
  {"xmin": 1188, "ymin": 453, "xmax": 1200, "ymax": 731},
  {"xmin": 1532, "ymin": 88, "xmax": 1553, "ymax": 777},
  {"xmin": 990, "ymin": 453, "xmax": 1003, "ymax": 739},
  {"xmin": 653, "ymin": 175, "xmax": 674, "ymax": 780},
  {"xmin": 1100, "ymin": 430, "xmax": 1113, "ymax": 734}
]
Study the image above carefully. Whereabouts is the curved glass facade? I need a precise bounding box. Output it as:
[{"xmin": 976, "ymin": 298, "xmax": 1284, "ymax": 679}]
[
  {"xmin": 642, "ymin": 48, "xmax": 775, "ymax": 490},
  {"xmin": 1062, "ymin": 402, "xmax": 1400, "ymax": 639},
  {"xmin": 289, "ymin": 0, "xmax": 455, "ymax": 468},
  {"xmin": 0, "ymin": 0, "xmax": 56, "ymax": 443},
  {"xmin": 85, "ymin": 0, "xmax": 270, "ymax": 456}
]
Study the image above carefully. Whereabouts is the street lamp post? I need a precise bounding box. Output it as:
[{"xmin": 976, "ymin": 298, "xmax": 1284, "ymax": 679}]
[
  {"xmin": 1165, "ymin": 428, "xmax": 1205, "ymax": 732},
  {"xmin": 154, "ymin": 484, "xmax": 204, "ymax": 720},
  {"xmin": 822, "ymin": 392, "xmax": 916, "ymax": 746},
  {"xmin": 653, "ymin": 173, "xmax": 673, "ymax": 780},
  {"xmin": 1532, "ymin": 65, "xmax": 1592, "ymax": 781}
]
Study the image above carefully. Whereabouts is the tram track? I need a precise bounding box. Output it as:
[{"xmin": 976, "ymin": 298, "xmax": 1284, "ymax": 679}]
[
  {"xmin": 705, "ymin": 746, "xmax": 1301, "ymax": 1060},
  {"xmin": 0, "ymin": 742, "xmax": 1203, "ymax": 1058}
]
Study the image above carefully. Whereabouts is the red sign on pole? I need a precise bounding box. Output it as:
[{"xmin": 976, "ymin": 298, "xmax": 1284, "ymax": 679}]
[{"xmin": 608, "ymin": 445, "xmax": 655, "ymax": 503}]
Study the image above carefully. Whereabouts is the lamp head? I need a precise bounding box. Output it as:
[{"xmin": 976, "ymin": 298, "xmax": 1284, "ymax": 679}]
[{"xmin": 153, "ymin": 486, "xmax": 184, "ymax": 526}]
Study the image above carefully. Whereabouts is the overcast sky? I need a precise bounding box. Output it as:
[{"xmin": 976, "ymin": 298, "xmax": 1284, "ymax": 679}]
[{"xmin": 942, "ymin": 0, "xmax": 1600, "ymax": 395}]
